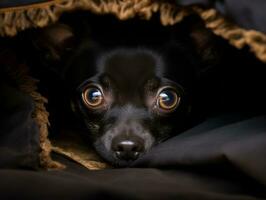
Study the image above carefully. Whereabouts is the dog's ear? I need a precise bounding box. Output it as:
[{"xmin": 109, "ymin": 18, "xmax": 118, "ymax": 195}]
[
  {"xmin": 188, "ymin": 18, "xmax": 225, "ymax": 73},
  {"xmin": 33, "ymin": 23, "xmax": 76, "ymax": 63},
  {"xmin": 183, "ymin": 18, "xmax": 230, "ymax": 87}
]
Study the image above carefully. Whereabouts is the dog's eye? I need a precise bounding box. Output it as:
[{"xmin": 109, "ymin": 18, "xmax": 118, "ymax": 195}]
[
  {"xmin": 82, "ymin": 86, "xmax": 104, "ymax": 108},
  {"xmin": 157, "ymin": 88, "xmax": 180, "ymax": 111}
]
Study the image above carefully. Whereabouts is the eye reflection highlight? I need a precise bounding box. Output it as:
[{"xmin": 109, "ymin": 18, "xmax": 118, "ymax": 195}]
[
  {"xmin": 157, "ymin": 88, "xmax": 180, "ymax": 111},
  {"xmin": 82, "ymin": 86, "xmax": 104, "ymax": 108}
]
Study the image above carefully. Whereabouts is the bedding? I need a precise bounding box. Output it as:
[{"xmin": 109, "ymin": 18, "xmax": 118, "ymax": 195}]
[
  {"xmin": 1, "ymin": 94, "xmax": 266, "ymax": 199},
  {"xmin": 0, "ymin": 0, "xmax": 266, "ymax": 199}
]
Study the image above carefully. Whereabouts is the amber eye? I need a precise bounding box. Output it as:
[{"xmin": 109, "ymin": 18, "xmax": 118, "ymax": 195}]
[
  {"xmin": 82, "ymin": 86, "xmax": 104, "ymax": 108},
  {"xmin": 157, "ymin": 88, "xmax": 180, "ymax": 111}
]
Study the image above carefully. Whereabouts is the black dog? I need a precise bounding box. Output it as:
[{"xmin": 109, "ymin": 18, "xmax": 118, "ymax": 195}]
[
  {"xmin": 73, "ymin": 48, "xmax": 190, "ymax": 166},
  {"xmin": 28, "ymin": 15, "xmax": 225, "ymax": 167}
]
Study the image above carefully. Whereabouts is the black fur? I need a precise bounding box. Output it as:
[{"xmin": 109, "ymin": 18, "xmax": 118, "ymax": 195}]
[
  {"xmin": 71, "ymin": 48, "xmax": 189, "ymax": 166},
  {"xmin": 23, "ymin": 14, "xmax": 220, "ymax": 167},
  {"xmin": 22, "ymin": 13, "xmax": 266, "ymax": 167}
]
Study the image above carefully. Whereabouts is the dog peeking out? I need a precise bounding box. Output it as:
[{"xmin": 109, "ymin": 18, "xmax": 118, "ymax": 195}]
[
  {"xmin": 74, "ymin": 48, "xmax": 187, "ymax": 166},
  {"xmin": 22, "ymin": 14, "xmax": 262, "ymax": 167}
]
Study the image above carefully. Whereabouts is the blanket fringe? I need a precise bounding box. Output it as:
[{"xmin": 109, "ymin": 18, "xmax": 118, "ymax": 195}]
[
  {"xmin": 1, "ymin": 0, "xmax": 266, "ymax": 169},
  {"xmin": 193, "ymin": 7, "xmax": 266, "ymax": 63},
  {"xmin": 8, "ymin": 64, "xmax": 65, "ymax": 170},
  {"xmin": 1, "ymin": 0, "xmax": 265, "ymax": 62}
]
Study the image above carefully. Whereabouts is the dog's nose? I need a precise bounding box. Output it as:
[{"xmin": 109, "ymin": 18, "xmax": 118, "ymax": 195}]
[{"xmin": 112, "ymin": 139, "xmax": 144, "ymax": 161}]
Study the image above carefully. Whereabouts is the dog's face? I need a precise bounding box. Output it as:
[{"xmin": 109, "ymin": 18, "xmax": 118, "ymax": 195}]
[
  {"xmin": 72, "ymin": 49, "xmax": 189, "ymax": 166},
  {"xmin": 32, "ymin": 18, "xmax": 220, "ymax": 167}
]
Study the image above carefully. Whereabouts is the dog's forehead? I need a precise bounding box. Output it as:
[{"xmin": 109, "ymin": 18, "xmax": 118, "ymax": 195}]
[{"xmin": 97, "ymin": 49, "xmax": 164, "ymax": 87}]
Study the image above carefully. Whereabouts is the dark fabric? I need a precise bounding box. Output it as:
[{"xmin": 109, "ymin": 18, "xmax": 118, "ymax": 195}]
[
  {"xmin": 178, "ymin": 0, "xmax": 266, "ymax": 33},
  {"xmin": 0, "ymin": 167, "xmax": 263, "ymax": 200},
  {"xmin": 0, "ymin": 112, "xmax": 266, "ymax": 199},
  {"xmin": 0, "ymin": 80, "xmax": 40, "ymax": 169},
  {"xmin": 221, "ymin": 0, "xmax": 266, "ymax": 33},
  {"xmin": 0, "ymin": 0, "xmax": 48, "ymax": 9}
]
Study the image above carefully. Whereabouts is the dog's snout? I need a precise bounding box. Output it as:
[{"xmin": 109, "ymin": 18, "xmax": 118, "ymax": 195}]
[{"xmin": 112, "ymin": 138, "xmax": 144, "ymax": 161}]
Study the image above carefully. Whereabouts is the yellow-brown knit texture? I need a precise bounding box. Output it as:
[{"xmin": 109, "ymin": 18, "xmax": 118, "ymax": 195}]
[
  {"xmin": 1, "ymin": 0, "xmax": 265, "ymax": 62},
  {"xmin": 7, "ymin": 64, "xmax": 65, "ymax": 170},
  {"xmin": 1, "ymin": 0, "xmax": 266, "ymax": 170}
]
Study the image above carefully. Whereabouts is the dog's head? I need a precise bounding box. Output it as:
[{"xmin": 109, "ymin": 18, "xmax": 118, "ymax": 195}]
[
  {"xmin": 31, "ymin": 18, "xmax": 221, "ymax": 166},
  {"xmin": 72, "ymin": 48, "xmax": 190, "ymax": 166}
]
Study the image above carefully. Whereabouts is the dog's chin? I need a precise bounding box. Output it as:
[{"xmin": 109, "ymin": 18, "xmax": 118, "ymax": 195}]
[
  {"xmin": 111, "ymin": 159, "xmax": 136, "ymax": 168},
  {"xmin": 93, "ymin": 140, "xmax": 143, "ymax": 167}
]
